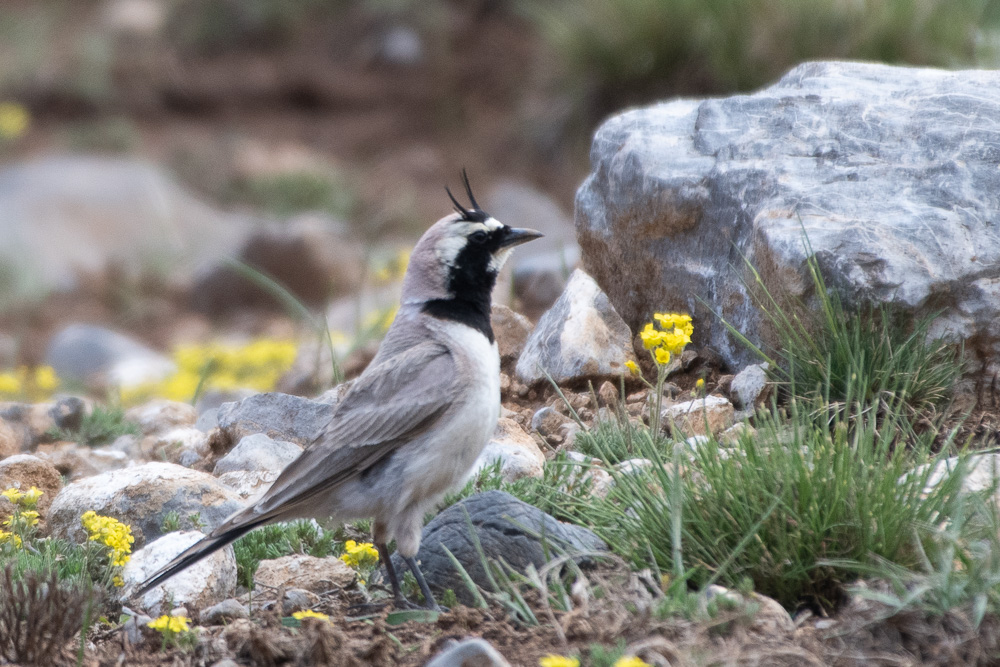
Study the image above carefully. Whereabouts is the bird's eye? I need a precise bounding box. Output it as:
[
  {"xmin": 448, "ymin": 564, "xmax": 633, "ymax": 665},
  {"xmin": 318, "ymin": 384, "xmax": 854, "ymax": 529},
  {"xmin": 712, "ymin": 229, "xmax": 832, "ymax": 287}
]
[{"xmin": 469, "ymin": 231, "xmax": 488, "ymax": 244}]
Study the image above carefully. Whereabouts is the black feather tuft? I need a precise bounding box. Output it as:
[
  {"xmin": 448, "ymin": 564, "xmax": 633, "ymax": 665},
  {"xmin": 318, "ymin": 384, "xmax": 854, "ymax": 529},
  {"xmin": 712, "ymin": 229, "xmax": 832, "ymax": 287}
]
[{"xmin": 445, "ymin": 170, "xmax": 490, "ymax": 223}]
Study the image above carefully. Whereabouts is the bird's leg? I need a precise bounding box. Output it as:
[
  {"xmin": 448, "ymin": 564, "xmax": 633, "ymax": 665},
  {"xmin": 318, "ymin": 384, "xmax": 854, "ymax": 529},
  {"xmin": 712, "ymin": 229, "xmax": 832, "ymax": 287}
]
[
  {"xmin": 402, "ymin": 555, "xmax": 442, "ymax": 612},
  {"xmin": 377, "ymin": 542, "xmax": 416, "ymax": 609}
]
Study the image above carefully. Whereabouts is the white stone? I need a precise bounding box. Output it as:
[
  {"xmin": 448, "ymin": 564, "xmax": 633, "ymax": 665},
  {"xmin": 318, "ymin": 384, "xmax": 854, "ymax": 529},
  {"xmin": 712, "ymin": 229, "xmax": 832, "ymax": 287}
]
[
  {"xmin": 126, "ymin": 400, "xmax": 198, "ymax": 435},
  {"xmin": 123, "ymin": 530, "xmax": 236, "ymax": 616},
  {"xmin": 472, "ymin": 418, "xmax": 545, "ymax": 482},
  {"xmin": 213, "ymin": 433, "xmax": 302, "ymax": 475},
  {"xmin": 253, "ymin": 554, "xmax": 355, "ymax": 593},
  {"xmin": 731, "ymin": 363, "xmax": 770, "ymax": 409},
  {"xmin": 216, "ymin": 470, "xmax": 280, "ymax": 503},
  {"xmin": 660, "ymin": 395, "xmax": 734, "ymax": 437}
]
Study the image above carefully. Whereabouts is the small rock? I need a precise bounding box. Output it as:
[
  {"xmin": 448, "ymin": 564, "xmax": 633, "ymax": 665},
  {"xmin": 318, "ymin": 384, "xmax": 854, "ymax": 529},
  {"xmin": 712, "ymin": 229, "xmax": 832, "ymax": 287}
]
[
  {"xmin": 515, "ymin": 270, "xmax": 638, "ymax": 386},
  {"xmin": 216, "ymin": 470, "xmax": 279, "ymax": 503},
  {"xmin": 719, "ymin": 422, "xmax": 756, "ymax": 446},
  {"xmin": 472, "ymin": 418, "xmax": 545, "ymax": 482},
  {"xmin": 254, "ymin": 554, "xmax": 355, "ymax": 593},
  {"xmin": 376, "ymin": 25, "xmax": 424, "ymax": 66},
  {"xmin": 45, "ymin": 324, "xmax": 175, "ymax": 391},
  {"xmin": 0, "ymin": 419, "xmax": 18, "ymax": 459},
  {"xmin": 660, "ymin": 395, "xmax": 734, "ymax": 437},
  {"xmin": 217, "ymin": 393, "xmax": 333, "ymax": 446},
  {"xmin": 912, "ymin": 453, "xmax": 1000, "ymax": 497},
  {"xmin": 199, "ymin": 599, "xmax": 249, "ymax": 625},
  {"xmin": 126, "ymin": 400, "xmax": 198, "ymax": 436},
  {"xmin": 391, "ymin": 491, "xmax": 607, "ymax": 605},
  {"xmin": 34, "ymin": 442, "xmax": 131, "ymax": 480},
  {"xmin": 530, "ymin": 406, "xmax": 571, "ymax": 438},
  {"xmin": 213, "ymin": 434, "xmax": 302, "ymax": 475},
  {"xmin": 616, "ymin": 458, "xmax": 653, "ymax": 475},
  {"xmin": 426, "ymin": 637, "xmax": 511, "ymax": 667},
  {"xmin": 597, "ymin": 381, "xmax": 619, "ymax": 409},
  {"xmin": 48, "ymin": 462, "xmax": 245, "ymax": 548},
  {"xmin": 279, "ymin": 589, "xmax": 317, "ymax": 616},
  {"xmin": 0, "ymin": 402, "xmax": 58, "ymax": 450},
  {"xmin": 704, "ymin": 585, "xmax": 794, "ymax": 635},
  {"xmin": 145, "ymin": 427, "xmax": 210, "ymax": 465},
  {"xmin": 49, "ymin": 396, "xmax": 88, "ymax": 431},
  {"xmin": 491, "ymin": 304, "xmax": 532, "ymax": 371},
  {"xmin": 730, "ymin": 363, "xmax": 771, "ymax": 409},
  {"xmin": 122, "ymin": 611, "xmax": 153, "ymax": 645},
  {"xmin": 0, "ymin": 454, "xmax": 62, "ymax": 517},
  {"xmin": 123, "ymin": 530, "xmax": 237, "ymax": 616}
]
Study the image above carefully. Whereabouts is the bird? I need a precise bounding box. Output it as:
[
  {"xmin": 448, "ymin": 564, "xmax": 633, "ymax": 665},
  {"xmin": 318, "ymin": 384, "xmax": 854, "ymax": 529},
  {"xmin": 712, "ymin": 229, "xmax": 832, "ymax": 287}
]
[{"xmin": 132, "ymin": 172, "xmax": 542, "ymax": 610}]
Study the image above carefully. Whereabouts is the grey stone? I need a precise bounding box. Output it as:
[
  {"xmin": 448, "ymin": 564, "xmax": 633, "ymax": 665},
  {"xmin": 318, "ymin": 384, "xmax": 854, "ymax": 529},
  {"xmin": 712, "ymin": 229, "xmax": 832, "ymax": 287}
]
[
  {"xmin": 426, "ymin": 637, "xmax": 511, "ymax": 667},
  {"xmin": 376, "ymin": 25, "xmax": 424, "ymax": 66},
  {"xmin": 122, "ymin": 612, "xmax": 153, "ymax": 645},
  {"xmin": 126, "ymin": 400, "xmax": 198, "ymax": 436},
  {"xmin": 123, "ymin": 530, "xmax": 237, "ymax": 616},
  {"xmin": 217, "ymin": 392, "xmax": 333, "ymax": 446},
  {"xmin": 731, "ymin": 363, "xmax": 770, "ymax": 410},
  {"xmin": 47, "ymin": 462, "xmax": 245, "ymax": 548},
  {"xmin": 192, "ymin": 215, "xmax": 364, "ymax": 315},
  {"xmin": 199, "ymin": 598, "xmax": 249, "ymax": 625},
  {"xmin": 216, "ymin": 470, "xmax": 279, "ymax": 503},
  {"xmin": 49, "ymin": 396, "xmax": 88, "ymax": 431},
  {"xmin": 388, "ymin": 491, "xmax": 607, "ymax": 605},
  {"xmin": 577, "ymin": 61, "xmax": 1000, "ymax": 377},
  {"xmin": 516, "ymin": 269, "xmax": 638, "ymax": 386},
  {"xmin": 213, "ymin": 433, "xmax": 302, "ymax": 475},
  {"xmin": 660, "ymin": 396, "xmax": 735, "ymax": 437},
  {"xmin": 253, "ymin": 554, "xmax": 354, "ymax": 593},
  {"xmin": 44, "ymin": 324, "xmax": 175, "ymax": 390},
  {"xmin": 530, "ymin": 406, "xmax": 571, "ymax": 437},
  {"xmin": 0, "ymin": 156, "xmax": 242, "ymax": 306},
  {"xmin": 471, "ymin": 418, "xmax": 544, "ymax": 482}
]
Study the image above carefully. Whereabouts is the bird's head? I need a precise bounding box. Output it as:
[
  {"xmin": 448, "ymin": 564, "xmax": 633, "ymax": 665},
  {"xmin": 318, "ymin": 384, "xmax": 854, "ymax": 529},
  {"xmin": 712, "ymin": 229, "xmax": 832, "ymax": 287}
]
[{"xmin": 402, "ymin": 172, "xmax": 542, "ymax": 305}]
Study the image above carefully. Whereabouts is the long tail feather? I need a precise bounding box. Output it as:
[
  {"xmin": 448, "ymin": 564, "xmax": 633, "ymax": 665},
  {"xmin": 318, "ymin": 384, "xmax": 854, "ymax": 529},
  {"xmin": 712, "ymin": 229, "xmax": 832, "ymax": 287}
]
[{"xmin": 131, "ymin": 516, "xmax": 268, "ymax": 599}]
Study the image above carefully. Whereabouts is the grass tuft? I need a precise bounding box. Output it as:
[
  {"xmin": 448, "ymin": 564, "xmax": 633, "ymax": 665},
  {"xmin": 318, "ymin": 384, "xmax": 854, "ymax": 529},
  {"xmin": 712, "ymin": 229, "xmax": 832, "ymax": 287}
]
[
  {"xmin": 49, "ymin": 403, "xmax": 140, "ymax": 447},
  {"xmin": 233, "ymin": 519, "xmax": 337, "ymax": 589}
]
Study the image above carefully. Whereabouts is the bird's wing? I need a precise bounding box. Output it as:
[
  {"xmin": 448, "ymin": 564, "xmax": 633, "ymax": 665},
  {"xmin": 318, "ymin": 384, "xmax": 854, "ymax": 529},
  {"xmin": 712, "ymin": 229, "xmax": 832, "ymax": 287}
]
[{"xmin": 247, "ymin": 340, "xmax": 458, "ymax": 519}]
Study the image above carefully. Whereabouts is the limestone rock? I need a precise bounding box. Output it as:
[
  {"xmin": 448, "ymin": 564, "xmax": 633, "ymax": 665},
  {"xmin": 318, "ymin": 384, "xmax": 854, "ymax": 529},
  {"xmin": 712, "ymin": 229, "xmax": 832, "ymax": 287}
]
[
  {"xmin": 47, "ymin": 462, "xmax": 244, "ymax": 548},
  {"xmin": 144, "ymin": 427, "xmax": 210, "ymax": 466},
  {"xmin": 217, "ymin": 392, "xmax": 333, "ymax": 446},
  {"xmin": 45, "ymin": 324, "xmax": 175, "ymax": 391},
  {"xmin": 516, "ymin": 270, "xmax": 637, "ymax": 386},
  {"xmin": 216, "ymin": 470, "xmax": 279, "ymax": 503},
  {"xmin": 577, "ymin": 61, "xmax": 1000, "ymax": 378},
  {"xmin": 472, "ymin": 418, "xmax": 545, "ymax": 482},
  {"xmin": 426, "ymin": 637, "xmax": 511, "ymax": 667},
  {"xmin": 730, "ymin": 363, "xmax": 771, "ymax": 410},
  {"xmin": 126, "ymin": 400, "xmax": 198, "ymax": 435},
  {"xmin": 213, "ymin": 433, "xmax": 302, "ymax": 475},
  {"xmin": 391, "ymin": 491, "xmax": 607, "ymax": 605},
  {"xmin": 123, "ymin": 530, "xmax": 237, "ymax": 616},
  {"xmin": 34, "ymin": 442, "xmax": 131, "ymax": 480},
  {"xmin": 199, "ymin": 598, "xmax": 249, "ymax": 625},
  {"xmin": 661, "ymin": 395, "xmax": 734, "ymax": 438},
  {"xmin": 0, "ymin": 419, "xmax": 18, "ymax": 459},
  {"xmin": 253, "ymin": 554, "xmax": 355, "ymax": 593}
]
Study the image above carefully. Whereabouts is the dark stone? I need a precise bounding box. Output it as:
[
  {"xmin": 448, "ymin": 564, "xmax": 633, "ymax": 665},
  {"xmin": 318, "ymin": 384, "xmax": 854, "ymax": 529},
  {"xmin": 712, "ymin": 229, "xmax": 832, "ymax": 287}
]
[
  {"xmin": 50, "ymin": 396, "xmax": 87, "ymax": 431},
  {"xmin": 216, "ymin": 392, "xmax": 334, "ymax": 447},
  {"xmin": 389, "ymin": 491, "xmax": 608, "ymax": 605}
]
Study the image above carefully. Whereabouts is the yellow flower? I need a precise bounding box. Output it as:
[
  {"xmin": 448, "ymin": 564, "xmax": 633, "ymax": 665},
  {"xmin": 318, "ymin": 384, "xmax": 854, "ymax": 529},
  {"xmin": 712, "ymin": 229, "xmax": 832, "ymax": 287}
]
[
  {"xmin": 654, "ymin": 348, "xmax": 671, "ymax": 366},
  {"xmin": 696, "ymin": 378, "xmax": 705, "ymax": 389},
  {"xmin": 292, "ymin": 609, "xmax": 330, "ymax": 622},
  {"xmin": 20, "ymin": 510, "xmax": 39, "ymax": 526},
  {"xmin": 625, "ymin": 360, "xmax": 640, "ymax": 376},
  {"xmin": 1, "ymin": 488, "xmax": 22, "ymax": 504},
  {"xmin": 81, "ymin": 511, "xmax": 134, "ymax": 566},
  {"xmin": 147, "ymin": 615, "xmax": 191, "ymax": 634},
  {"xmin": 20, "ymin": 487, "xmax": 43, "ymax": 507},
  {"xmin": 0, "ymin": 373, "xmax": 20, "ymax": 396},
  {"xmin": 639, "ymin": 323, "xmax": 662, "ymax": 350},
  {"xmin": 0, "ymin": 530, "xmax": 22, "ymax": 548},
  {"xmin": 112, "ymin": 575, "xmax": 124, "ymax": 587},
  {"xmin": 0, "ymin": 102, "xmax": 29, "ymax": 139},
  {"xmin": 33, "ymin": 366, "xmax": 59, "ymax": 393},
  {"xmin": 614, "ymin": 658, "xmax": 651, "ymax": 667},
  {"xmin": 340, "ymin": 540, "xmax": 379, "ymax": 568},
  {"xmin": 539, "ymin": 656, "xmax": 579, "ymax": 667}
]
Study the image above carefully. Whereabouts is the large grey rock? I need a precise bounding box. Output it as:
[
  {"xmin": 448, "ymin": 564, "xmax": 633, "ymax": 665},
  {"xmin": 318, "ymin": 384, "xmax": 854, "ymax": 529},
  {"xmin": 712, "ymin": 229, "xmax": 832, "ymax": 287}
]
[
  {"xmin": 45, "ymin": 324, "xmax": 175, "ymax": 390},
  {"xmin": 214, "ymin": 433, "xmax": 302, "ymax": 475},
  {"xmin": 577, "ymin": 61, "xmax": 1000, "ymax": 376},
  {"xmin": 123, "ymin": 530, "xmax": 237, "ymax": 616},
  {"xmin": 217, "ymin": 392, "xmax": 334, "ymax": 446},
  {"xmin": 47, "ymin": 462, "xmax": 244, "ymax": 547},
  {"xmin": 0, "ymin": 156, "xmax": 241, "ymax": 306},
  {"xmin": 389, "ymin": 491, "xmax": 607, "ymax": 605},
  {"xmin": 515, "ymin": 269, "xmax": 637, "ymax": 385}
]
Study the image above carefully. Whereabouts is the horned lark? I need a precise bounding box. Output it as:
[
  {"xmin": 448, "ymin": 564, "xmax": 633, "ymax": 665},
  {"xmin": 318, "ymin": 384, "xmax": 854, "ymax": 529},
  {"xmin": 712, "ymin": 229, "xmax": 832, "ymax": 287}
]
[{"xmin": 134, "ymin": 173, "xmax": 542, "ymax": 609}]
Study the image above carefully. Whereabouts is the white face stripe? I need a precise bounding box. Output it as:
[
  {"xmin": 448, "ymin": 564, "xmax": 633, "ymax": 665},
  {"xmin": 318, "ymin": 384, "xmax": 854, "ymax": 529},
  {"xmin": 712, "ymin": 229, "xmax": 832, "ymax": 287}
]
[{"xmin": 433, "ymin": 217, "xmax": 506, "ymax": 269}]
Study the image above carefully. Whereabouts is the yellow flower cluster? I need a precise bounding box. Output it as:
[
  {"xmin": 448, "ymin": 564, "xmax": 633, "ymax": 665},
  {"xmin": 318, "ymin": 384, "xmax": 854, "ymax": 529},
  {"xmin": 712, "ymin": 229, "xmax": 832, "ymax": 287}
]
[
  {"xmin": 122, "ymin": 338, "xmax": 297, "ymax": 404},
  {"xmin": 0, "ymin": 487, "xmax": 43, "ymax": 550},
  {"xmin": 0, "ymin": 366, "xmax": 60, "ymax": 402},
  {"xmin": 0, "ymin": 530, "xmax": 22, "ymax": 547},
  {"xmin": 147, "ymin": 615, "xmax": 191, "ymax": 634},
  {"xmin": 539, "ymin": 656, "xmax": 579, "ymax": 667},
  {"xmin": 340, "ymin": 540, "xmax": 379, "ymax": 569},
  {"xmin": 639, "ymin": 312, "xmax": 694, "ymax": 367},
  {"xmin": 613, "ymin": 657, "xmax": 652, "ymax": 667},
  {"xmin": 291, "ymin": 609, "xmax": 330, "ymax": 622},
  {"xmin": 0, "ymin": 102, "xmax": 29, "ymax": 139},
  {"xmin": 81, "ymin": 511, "xmax": 134, "ymax": 567},
  {"xmin": 373, "ymin": 249, "xmax": 411, "ymax": 284},
  {"xmin": 1, "ymin": 486, "xmax": 43, "ymax": 508}
]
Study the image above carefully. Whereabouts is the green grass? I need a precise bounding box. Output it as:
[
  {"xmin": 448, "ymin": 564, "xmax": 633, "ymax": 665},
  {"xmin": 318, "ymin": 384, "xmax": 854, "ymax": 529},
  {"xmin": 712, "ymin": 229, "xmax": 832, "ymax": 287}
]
[
  {"xmin": 1, "ymin": 536, "xmax": 114, "ymax": 591},
  {"xmin": 49, "ymin": 404, "xmax": 141, "ymax": 447},
  {"xmin": 228, "ymin": 169, "xmax": 355, "ymax": 220},
  {"xmin": 233, "ymin": 519, "xmax": 337, "ymax": 589},
  {"xmin": 575, "ymin": 417, "xmax": 649, "ymax": 465},
  {"xmin": 718, "ymin": 235, "xmax": 963, "ymax": 411}
]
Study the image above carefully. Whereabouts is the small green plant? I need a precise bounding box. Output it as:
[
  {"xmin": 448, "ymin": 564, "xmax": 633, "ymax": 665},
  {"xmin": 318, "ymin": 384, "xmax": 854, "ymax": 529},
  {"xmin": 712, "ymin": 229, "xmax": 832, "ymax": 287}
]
[
  {"xmin": 160, "ymin": 511, "xmax": 181, "ymax": 533},
  {"xmin": 229, "ymin": 169, "xmax": 355, "ymax": 220},
  {"xmin": 233, "ymin": 519, "xmax": 336, "ymax": 589},
  {"xmin": 50, "ymin": 404, "xmax": 140, "ymax": 447},
  {"xmin": 718, "ymin": 235, "xmax": 964, "ymax": 411}
]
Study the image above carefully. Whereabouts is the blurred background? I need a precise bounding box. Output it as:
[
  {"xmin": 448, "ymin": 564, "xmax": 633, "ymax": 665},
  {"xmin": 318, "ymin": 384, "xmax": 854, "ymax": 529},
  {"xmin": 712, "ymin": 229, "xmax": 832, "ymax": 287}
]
[{"xmin": 1, "ymin": 0, "xmax": 999, "ymax": 400}]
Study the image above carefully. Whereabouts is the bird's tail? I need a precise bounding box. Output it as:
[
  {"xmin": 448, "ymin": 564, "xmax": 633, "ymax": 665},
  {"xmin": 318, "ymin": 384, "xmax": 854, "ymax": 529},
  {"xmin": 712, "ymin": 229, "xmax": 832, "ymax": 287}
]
[{"xmin": 131, "ymin": 512, "xmax": 268, "ymax": 599}]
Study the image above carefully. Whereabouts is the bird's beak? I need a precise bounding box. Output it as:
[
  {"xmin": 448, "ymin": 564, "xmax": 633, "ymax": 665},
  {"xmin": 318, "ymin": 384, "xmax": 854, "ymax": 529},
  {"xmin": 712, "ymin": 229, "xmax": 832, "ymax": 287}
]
[{"xmin": 499, "ymin": 227, "xmax": 543, "ymax": 249}]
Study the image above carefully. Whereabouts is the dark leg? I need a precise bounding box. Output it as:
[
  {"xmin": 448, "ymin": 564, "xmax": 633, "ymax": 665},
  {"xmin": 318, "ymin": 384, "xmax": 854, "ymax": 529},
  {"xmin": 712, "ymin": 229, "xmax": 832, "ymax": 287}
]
[
  {"xmin": 402, "ymin": 555, "xmax": 441, "ymax": 611},
  {"xmin": 376, "ymin": 542, "xmax": 411, "ymax": 607}
]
